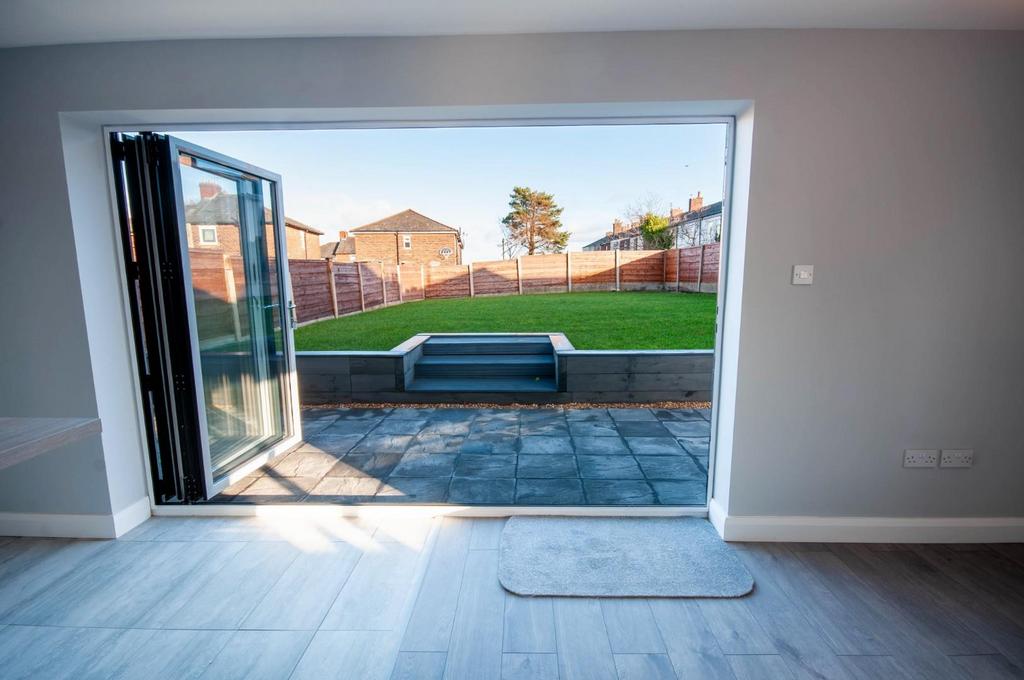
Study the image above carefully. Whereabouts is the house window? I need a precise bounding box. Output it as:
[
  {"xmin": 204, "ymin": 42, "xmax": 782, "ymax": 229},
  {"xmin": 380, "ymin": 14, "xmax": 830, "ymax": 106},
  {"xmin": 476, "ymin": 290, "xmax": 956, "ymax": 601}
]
[
  {"xmin": 199, "ymin": 227, "xmax": 217, "ymax": 244},
  {"xmin": 403, "ymin": 235, "xmax": 412, "ymax": 249}
]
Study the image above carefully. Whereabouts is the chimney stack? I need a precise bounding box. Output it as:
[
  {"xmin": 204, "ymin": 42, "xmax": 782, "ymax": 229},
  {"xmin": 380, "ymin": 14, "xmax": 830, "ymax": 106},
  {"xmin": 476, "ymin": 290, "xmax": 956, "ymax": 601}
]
[
  {"xmin": 338, "ymin": 230, "xmax": 348, "ymax": 240},
  {"xmin": 612, "ymin": 219, "xmax": 625, "ymax": 235},
  {"xmin": 688, "ymin": 191, "xmax": 703, "ymax": 213},
  {"xmin": 199, "ymin": 181, "xmax": 221, "ymax": 199}
]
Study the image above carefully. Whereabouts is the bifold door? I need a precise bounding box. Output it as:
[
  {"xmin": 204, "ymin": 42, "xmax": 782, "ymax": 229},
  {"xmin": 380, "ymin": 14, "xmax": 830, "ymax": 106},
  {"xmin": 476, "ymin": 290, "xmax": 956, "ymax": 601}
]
[{"xmin": 112, "ymin": 133, "xmax": 302, "ymax": 502}]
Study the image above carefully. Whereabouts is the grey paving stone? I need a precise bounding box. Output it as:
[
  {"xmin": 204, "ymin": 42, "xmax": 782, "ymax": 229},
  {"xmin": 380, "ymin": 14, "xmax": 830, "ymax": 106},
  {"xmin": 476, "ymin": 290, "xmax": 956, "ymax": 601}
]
[
  {"xmin": 461, "ymin": 434, "xmax": 519, "ymax": 454},
  {"xmin": 520, "ymin": 408, "xmax": 565, "ymax": 421},
  {"xmin": 372, "ymin": 418, "xmax": 429, "ymax": 435},
  {"xmin": 420, "ymin": 419, "xmax": 472, "ymax": 436},
  {"xmin": 636, "ymin": 455, "xmax": 705, "ymax": 480},
  {"xmin": 583, "ymin": 480, "xmax": 656, "ymax": 505},
  {"xmin": 615, "ymin": 420, "xmax": 671, "ymax": 437},
  {"xmin": 663, "ymin": 420, "xmax": 712, "ymax": 438},
  {"xmin": 515, "ymin": 479, "xmax": 585, "ymax": 505},
  {"xmin": 307, "ymin": 477, "xmax": 382, "ymax": 502},
  {"xmin": 328, "ymin": 453, "xmax": 403, "ymax": 479},
  {"xmin": 374, "ymin": 477, "xmax": 450, "ymax": 503},
  {"xmin": 677, "ymin": 437, "xmax": 710, "ymax": 456},
  {"xmin": 296, "ymin": 434, "xmax": 364, "ymax": 456},
  {"xmin": 455, "ymin": 454, "xmax": 516, "ymax": 478},
  {"xmin": 576, "ymin": 455, "xmax": 644, "ymax": 480},
  {"xmin": 607, "ymin": 408, "xmax": 657, "ymax": 421},
  {"xmin": 519, "ymin": 436, "xmax": 574, "ymax": 455},
  {"xmin": 651, "ymin": 480, "xmax": 707, "ymax": 505},
  {"xmin": 568, "ymin": 421, "xmax": 619, "ymax": 437},
  {"xmin": 299, "ymin": 416, "xmax": 340, "ymax": 436},
  {"xmin": 320, "ymin": 418, "xmax": 384, "ymax": 436},
  {"xmin": 470, "ymin": 418, "xmax": 519, "ymax": 435},
  {"xmin": 389, "ymin": 407, "xmax": 436, "ymax": 418},
  {"xmin": 572, "ymin": 436, "xmax": 630, "ymax": 455},
  {"xmin": 430, "ymin": 408, "xmax": 479, "ymax": 422},
  {"xmin": 564, "ymin": 408, "xmax": 611, "ymax": 421},
  {"xmin": 226, "ymin": 475, "xmax": 319, "ymax": 503},
  {"xmin": 697, "ymin": 409, "xmax": 712, "ymax": 421},
  {"xmin": 655, "ymin": 408, "xmax": 708, "ymax": 422},
  {"xmin": 335, "ymin": 408, "xmax": 392, "ymax": 420},
  {"xmin": 269, "ymin": 451, "xmax": 338, "ymax": 478},
  {"xmin": 525, "ymin": 422, "xmax": 570, "ymax": 436},
  {"xmin": 349, "ymin": 434, "xmax": 414, "ymax": 455},
  {"xmin": 390, "ymin": 453, "xmax": 457, "ymax": 477},
  {"xmin": 405, "ymin": 434, "xmax": 465, "ymax": 455},
  {"xmin": 449, "ymin": 477, "xmax": 515, "ymax": 504},
  {"xmin": 625, "ymin": 437, "xmax": 687, "ymax": 455},
  {"xmin": 516, "ymin": 455, "xmax": 578, "ymax": 479}
]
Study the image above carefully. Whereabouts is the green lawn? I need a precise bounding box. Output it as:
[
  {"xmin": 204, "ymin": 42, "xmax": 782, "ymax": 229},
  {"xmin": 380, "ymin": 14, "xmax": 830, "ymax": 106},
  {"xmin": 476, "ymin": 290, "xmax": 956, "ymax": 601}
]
[{"xmin": 294, "ymin": 291, "xmax": 716, "ymax": 351}]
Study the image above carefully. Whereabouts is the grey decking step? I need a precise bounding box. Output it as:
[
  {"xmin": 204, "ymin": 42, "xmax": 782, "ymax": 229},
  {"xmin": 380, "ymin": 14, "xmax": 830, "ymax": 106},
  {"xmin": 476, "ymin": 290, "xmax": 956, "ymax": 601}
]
[
  {"xmin": 407, "ymin": 376, "xmax": 558, "ymax": 392},
  {"xmin": 416, "ymin": 354, "xmax": 555, "ymax": 378},
  {"xmin": 423, "ymin": 336, "xmax": 553, "ymax": 355}
]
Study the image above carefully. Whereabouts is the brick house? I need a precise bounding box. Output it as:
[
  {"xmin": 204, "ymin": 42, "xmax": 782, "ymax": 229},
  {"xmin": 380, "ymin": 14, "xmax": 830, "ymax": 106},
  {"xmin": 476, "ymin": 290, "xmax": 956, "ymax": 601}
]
[
  {"xmin": 184, "ymin": 181, "xmax": 323, "ymax": 258},
  {"xmin": 581, "ymin": 192, "xmax": 721, "ymax": 251},
  {"xmin": 333, "ymin": 209, "xmax": 463, "ymax": 266}
]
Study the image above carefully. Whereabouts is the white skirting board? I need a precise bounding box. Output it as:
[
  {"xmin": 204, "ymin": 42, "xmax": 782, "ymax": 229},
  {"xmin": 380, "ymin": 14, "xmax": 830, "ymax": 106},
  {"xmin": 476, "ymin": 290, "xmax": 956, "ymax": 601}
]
[
  {"xmin": 0, "ymin": 496, "xmax": 151, "ymax": 539},
  {"xmin": 709, "ymin": 499, "xmax": 1024, "ymax": 543}
]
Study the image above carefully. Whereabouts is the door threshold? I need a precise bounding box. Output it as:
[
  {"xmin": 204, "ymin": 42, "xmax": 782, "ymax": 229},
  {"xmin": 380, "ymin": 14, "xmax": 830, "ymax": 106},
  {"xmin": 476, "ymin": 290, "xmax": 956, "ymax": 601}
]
[{"xmin": 151, "ymin": 504, "xmax": 709, "ymax": 519}]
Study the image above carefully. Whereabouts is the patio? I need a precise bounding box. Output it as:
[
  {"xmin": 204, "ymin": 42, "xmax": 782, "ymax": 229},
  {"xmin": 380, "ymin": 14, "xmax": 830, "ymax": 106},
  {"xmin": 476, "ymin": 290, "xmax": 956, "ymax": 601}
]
[{"xmin": 214, "ymin": 406, "xmax": 711, "ymax": 506}]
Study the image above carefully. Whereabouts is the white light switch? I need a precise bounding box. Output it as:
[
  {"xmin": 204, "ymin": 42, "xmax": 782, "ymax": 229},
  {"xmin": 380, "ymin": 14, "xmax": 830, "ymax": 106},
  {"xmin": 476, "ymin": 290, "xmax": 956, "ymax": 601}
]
[{"xmin": 792, "ymin": 265, "xmax": 814, "ymax": 285}]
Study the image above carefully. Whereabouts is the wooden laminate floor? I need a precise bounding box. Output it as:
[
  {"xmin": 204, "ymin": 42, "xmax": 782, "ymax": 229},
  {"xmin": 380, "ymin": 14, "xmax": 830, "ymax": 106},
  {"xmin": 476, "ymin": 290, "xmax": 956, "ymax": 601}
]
[{"xmin": 0, "ymin": 516, "xmax": 1022, "ymax": 679}]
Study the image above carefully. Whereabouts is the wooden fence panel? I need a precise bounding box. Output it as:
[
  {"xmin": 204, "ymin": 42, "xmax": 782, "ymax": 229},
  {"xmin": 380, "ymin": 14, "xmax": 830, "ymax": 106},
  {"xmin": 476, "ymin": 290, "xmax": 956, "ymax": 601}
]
[
  {"xmin": 618, "ymin": 250, "xmax": 665, "ymax": 285},
  {"xmin": 399, "ymin": 263, "xmax": 425, "ymax": 300},
  {"xmin": 472, "ymin": 259, "xmax": 519, "ymax": 296},
  {"xmin": 664, "ymin": 248, "xmax": 680, "ymax": 286},
  {"xmin": 288, "ymin": 259, "xmax": 332, "ymax": 323},
  {"xmin": 426, "ymin": 265, "xmax": 471, "ymax": 298},
  {"xmin": 570, "ymin": 252, "xmax": 616, "ymax": 287},
  {"xmin": 360, "ymin": 262, "xmax": 385, "ymax": 308},
  {"xmin": 700, "ymin": 243, "xmax": 720, "ymax": 286},
  {"xmin": 520, "ymin": 254, "xmax": 569, "ymax": 293},
  {"xmin": 333, "ymin": 262, "xmax": 362, "ymax": 315}
]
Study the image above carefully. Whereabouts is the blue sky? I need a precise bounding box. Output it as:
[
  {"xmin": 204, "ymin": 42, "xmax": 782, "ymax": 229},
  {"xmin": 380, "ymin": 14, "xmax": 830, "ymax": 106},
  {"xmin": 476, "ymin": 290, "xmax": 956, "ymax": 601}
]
[{"xmin": 175, "ymin": 124, "xmax": 727, "ymax": 262}]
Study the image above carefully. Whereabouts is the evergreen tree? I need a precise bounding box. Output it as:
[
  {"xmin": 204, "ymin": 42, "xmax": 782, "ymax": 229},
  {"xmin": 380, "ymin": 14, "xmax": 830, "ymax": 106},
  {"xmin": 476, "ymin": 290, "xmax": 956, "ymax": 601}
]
[{"xmin": 500, "ymin": 186, "xmax": 570, "ymax": 255}]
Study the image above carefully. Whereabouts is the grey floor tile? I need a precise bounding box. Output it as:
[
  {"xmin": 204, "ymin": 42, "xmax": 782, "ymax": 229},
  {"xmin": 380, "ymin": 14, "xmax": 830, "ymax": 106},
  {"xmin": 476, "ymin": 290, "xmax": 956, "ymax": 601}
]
[
  {"xmin": 449, "ymin": 477, "xmax": 516, "ymax": 504},
  {"xmin": 503, "ymin": 653, "xmax": 560, "ymax": 680},
  {"xmin": 636, "ymin": 455, "xmax": 705, "ymax": 480},
  {"xmin": 663, "ymin": 420, "xmax": 713, "ymax": 438},
  {"xmin": 651, "ymin": 480, "xmax": 707, "ymax": 505},
  {"xmin": 376, "ymin": 477, "xmax": 450, "ymax": 503},
  {"xmin": 573, "ymin": 436, "xmax": 630, "ymax": 455},
  {"xmin": 391, "ymin": 453, "xmax": 456, "ymax": 477},
  {"xmin": 577, "ymin": 455, "xmax": 644, "ymax": 480},
  {"xmin": 519, "ymin": 436, "xmax": 574, "ymax": 455},
  {"xmin": 373, "ymin": 419, "xmax": 430, "ymax": 435},
  {"xmin": 329, "ymin": 453, "xmax": 403, "ymax": 479},
  {"xmin": 583, "ymin": 480, "xmax": 656, "ymax": 505},
  {"xmin": 114, "ymin": 629, "xmax": 233, "ymax": 679},
  {"xmin": 461, "ymin": 434, "xmax": 519, "ymax": 454},
  {"xmin": 455, "ymin": 454, "xmax": 516, "ymax": 478},
  {"xmin": 615, "ymin": 420, "xmax": 671, "ymax": 437},
  {"xmin": 516, "ymin": 455, "xmax": 578, "ymax": 479},
  {"xmin": 515, "ymin": 479, "xmax": 585, "ymax": 505},
  {"xmin": 350, "ymin": 434, "xmax": 415, "ymax": 455},
  {"xmin": 297, "ymin": 433, "xmax": 365, "ymax": 455},
  {"xmin": 405, "ymin": 434, "xmax": 464, "ymax": 454},
  {"xmin": 625, "ymin": 437, "xmax": 686, "ymax": 455},
  {"xmin": 307, "ymin": 476, "xmax": 383, "ymax": 502},
  {"xmin": 200, "ymin": 630, "xmax": 313, "ymax": 680},
  {"xmin": 391, "ymin": 651, "xmax": 447, "ymax": 680},
  {"xmin": 613, "ymin": 653, "xmax": 677, "ymax": 680},
  {"xmin": 568, "ymin": 421, "xmax": 619, "ymax": 437},
  {"xmin": 608, "ymin": 408, "xmax": 657, "ymax": 421},
  {"xmin": 290, "ymin": 630, "xmax": 399, "ymax": 680}
]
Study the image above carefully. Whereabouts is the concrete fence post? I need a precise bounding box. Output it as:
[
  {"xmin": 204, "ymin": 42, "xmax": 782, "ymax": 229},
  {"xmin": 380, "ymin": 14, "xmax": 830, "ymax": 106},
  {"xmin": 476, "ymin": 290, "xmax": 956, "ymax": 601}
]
[
  {"xmin": 661, "ymin": 250, "xmax": 668, "ymax": 289},
  {"xmin": 676, "ymin": 248, "xmax": 682, "ymax": 292},
  {"xmin": 468, "ymin": 262, "xmax": 475, "ymax": 297},
  {"xmin": 516, "ymin": 257, "xmax": 524, "ymax": 295},
  {"xmin": 380, "ymin": 260, "xmax": 387, "ymax": 306},
  {"xmin": 396, "ymin": 263, "xmax": 404, "ymax": 302},
  {"xmin": 326, "ymin": 259, "xmax": 339, "ymax": 318},
  {"xmin": 614, "ymin": 249, "xmax": 621, "ymax": 291},
  {"xmin": 566, "ymin": 252, "xmax": 572, "ymax": 292},
  {"xmin": 356, "ymin": 262, "xmax": 366, "ymax": 312},
  {"xmin": 696, "ymin": 245, "xmax": 706, "ymax": 293}
]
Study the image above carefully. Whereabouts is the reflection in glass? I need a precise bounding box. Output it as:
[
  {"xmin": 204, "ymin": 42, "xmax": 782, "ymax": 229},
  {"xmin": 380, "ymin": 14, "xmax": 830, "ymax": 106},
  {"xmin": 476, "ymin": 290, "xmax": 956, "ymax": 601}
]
[{"xmin": 180, "ymin": 155, "xmax": 286, "ymax": 478}]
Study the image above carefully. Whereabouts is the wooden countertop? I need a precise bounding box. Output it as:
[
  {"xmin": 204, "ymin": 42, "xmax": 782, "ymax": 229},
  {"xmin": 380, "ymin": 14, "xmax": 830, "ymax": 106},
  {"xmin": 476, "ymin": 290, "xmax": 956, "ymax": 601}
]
[{"xmin": 0, "ymin": 417, "xmax": 102, "ymax": 471}]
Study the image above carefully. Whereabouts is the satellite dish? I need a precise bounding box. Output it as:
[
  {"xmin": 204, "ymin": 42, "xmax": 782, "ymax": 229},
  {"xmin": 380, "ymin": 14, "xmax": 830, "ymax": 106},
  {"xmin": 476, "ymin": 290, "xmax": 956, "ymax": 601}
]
[{"xmin": 439, "ymin": 246, "xmax": 453, "ymax": 259}]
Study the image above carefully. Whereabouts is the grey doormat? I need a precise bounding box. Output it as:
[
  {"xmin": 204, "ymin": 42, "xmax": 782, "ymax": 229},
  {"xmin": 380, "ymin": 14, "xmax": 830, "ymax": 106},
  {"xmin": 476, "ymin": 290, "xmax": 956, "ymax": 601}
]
[{"xmin": 498, "ymin": 517, "xmax": 754, "ymax": 597}]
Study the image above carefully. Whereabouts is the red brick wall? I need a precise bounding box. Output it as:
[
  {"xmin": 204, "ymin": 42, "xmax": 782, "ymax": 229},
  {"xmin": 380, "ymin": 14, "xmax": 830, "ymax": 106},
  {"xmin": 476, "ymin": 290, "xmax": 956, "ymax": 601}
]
[{"xmin": 354, "ymin": 232, "xmax": 461, "ymax": 266}]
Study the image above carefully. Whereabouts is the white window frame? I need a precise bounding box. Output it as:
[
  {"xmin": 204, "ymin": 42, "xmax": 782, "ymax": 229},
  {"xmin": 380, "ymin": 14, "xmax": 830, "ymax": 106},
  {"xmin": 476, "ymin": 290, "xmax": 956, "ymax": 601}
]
[
  {"xmin": 403, "ymin": 234, "xmax": 412, "ymax": 249},
  {"xmin": 198, "ymin": 225, "xmax": 218, "ymax": 245}
]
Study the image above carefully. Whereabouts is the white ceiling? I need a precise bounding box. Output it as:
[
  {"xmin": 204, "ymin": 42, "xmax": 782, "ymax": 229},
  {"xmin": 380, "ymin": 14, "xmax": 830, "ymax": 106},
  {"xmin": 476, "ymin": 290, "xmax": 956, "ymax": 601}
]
[{"xmin": 2, "ymin": 0, "xmax": 1023, "ymax": 48}]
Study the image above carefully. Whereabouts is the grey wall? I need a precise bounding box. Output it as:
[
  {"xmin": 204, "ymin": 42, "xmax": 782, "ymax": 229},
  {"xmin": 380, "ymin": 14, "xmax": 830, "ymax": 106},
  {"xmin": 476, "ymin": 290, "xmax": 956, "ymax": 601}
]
[{"xmin": 1, "ymin": 29, "xmax": 1021, "ymax": 521}]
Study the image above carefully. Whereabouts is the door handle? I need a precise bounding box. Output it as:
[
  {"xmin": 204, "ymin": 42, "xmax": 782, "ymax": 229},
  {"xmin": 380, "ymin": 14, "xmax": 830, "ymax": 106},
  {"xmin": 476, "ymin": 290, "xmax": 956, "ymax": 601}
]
[{"xmin": 288, "ymin": 301, "xmax": 297, "ymax": 328}]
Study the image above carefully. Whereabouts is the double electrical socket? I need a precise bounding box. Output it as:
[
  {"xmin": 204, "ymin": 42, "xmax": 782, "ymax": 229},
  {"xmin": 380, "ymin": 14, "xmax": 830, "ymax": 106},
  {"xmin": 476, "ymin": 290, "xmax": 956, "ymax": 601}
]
[{"xmin": 903, "ymin": 449, "xmax": 974, "ymax": 468}]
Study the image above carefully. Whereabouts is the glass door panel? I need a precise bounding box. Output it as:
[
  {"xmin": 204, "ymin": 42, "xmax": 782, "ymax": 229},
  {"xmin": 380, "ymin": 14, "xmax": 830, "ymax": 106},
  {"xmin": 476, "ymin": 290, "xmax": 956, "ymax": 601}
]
[{"xmin": 178, "ymin": 153, "xmax": 288, "ymax": 479}]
